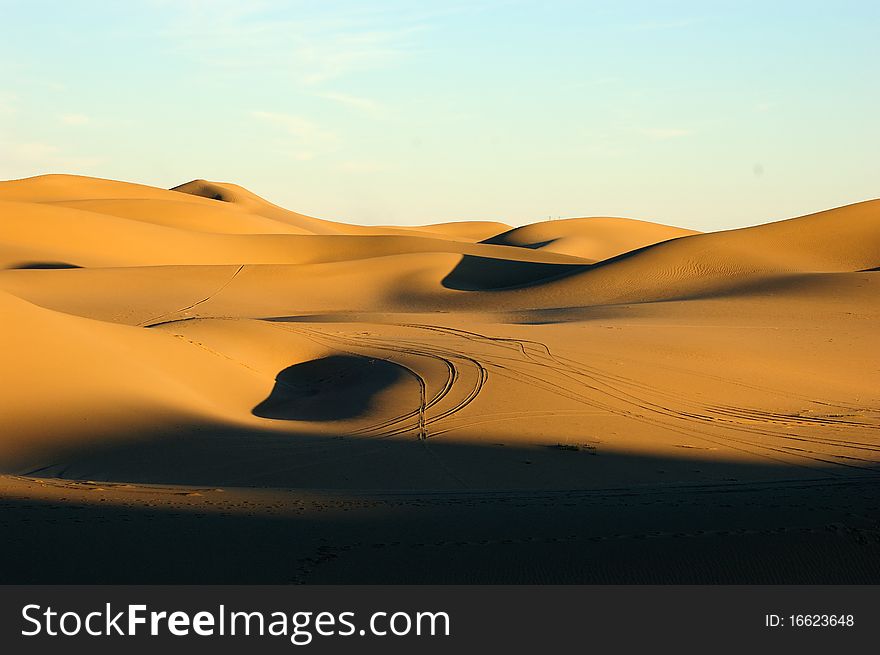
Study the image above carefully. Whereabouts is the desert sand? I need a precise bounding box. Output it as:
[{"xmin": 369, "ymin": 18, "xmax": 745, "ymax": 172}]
[{"xmin": 1, "ymin": 174, "xmax": 878, "ymax": 582}]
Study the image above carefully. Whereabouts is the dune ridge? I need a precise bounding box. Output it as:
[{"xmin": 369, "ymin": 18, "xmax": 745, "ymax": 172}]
[{"xmin": 482, "ymin": 215, "xmax": 699, "ymax": 261}]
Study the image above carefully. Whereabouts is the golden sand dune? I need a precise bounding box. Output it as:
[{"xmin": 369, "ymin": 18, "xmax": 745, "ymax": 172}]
[
  {"xmin": 516, "ymin": 199, "xmax": 880, "ymax": 307},
  {"xmin": 1, "ymin": 172, "xmax": 877, "ymax": 485},
  {"xmin": 172, "ymin": 178, "xmax": 514, "ymax": 241},
  {"xmin": 1, "ymin": 173, "xmax": 878, "ymax": 582},
  {"xmin": 483, "ymin": 215, "xmax": 699, "ymax": 261},
  {"xmin": 0, "ymin": 182, "xmax": 564, "ymax": 272}
]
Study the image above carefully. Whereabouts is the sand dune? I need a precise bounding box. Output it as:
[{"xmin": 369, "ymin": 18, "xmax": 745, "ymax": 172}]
[
  {"xmin": 514, "ymin": 199, "xmax": 880, "ymax": 307},
  {"xmin": 0, "ymin": 177, "xmax": 575, "ymax": 271},
  {"xmin": 483, "ymin": 215, "xmax": 699, "ymax": 261},
  {"xmin": 1, "ymin": 174, "xmax": 878, "ymax": 582},
  {"xmin": 172, "ymin": 178, "xmax": 510, "ymax": 241}
]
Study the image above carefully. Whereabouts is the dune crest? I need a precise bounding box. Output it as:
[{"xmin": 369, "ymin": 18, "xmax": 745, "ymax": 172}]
[{"xmin": 483, "ymin": 216, "xmax": 699, "ymax": 261}]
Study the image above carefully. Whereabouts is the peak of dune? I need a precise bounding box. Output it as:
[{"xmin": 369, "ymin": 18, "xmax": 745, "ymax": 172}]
[
  {"xmin": 170, "ymin": 179, "xmax": 268, "ymax": 205},
  {"xmin": 405, "ymin": 220, "xmax": 514, "ymax": 241},
  {"xmin": 483, "ymin": 216, "xmax": 699, "ymax": 262},
  {"xmin": 519, "ymin": 198, "xmax": 880, "ymax": 307},
  {"xmin": 0, "ymin": 173, "xmax": 186, "ymax": 203},
  {"xmin": 0, "ymin": 174, "xmax": 588, "ymax": 269},
  {"xmin": 170, "ymin": 178, "xmax": 357, "ymax": 235}
]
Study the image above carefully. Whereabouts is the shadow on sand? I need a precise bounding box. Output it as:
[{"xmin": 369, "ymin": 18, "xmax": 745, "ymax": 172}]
[
  {"xmin": 252, "ymin": 355, "xmax": 406, "ymax": 421},
  {"xmin": 6, "ymin": 261, "xmax": 82, "ymax": 270},
  {"xmin": 440, "ymin": 255, "xmax": 585, "ymax": 291},
  {"xmin": 5, "ymin": 424, "xmax": 880, "ymax": 583}
]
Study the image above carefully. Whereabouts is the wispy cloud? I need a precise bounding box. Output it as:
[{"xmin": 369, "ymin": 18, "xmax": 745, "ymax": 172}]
[
  {"xmin": 313, "ymin": 91, "xmax": 382, "ymax": 115},
  {"xmin": 157, "ymin": 2, "xmax": 426, "ymax": 85},
  {"xmin": 640, "ymin": 128, "xmax": 693, "ymax": 141},
  {"xmin": 0, "ymin": 92, "xmax": 18, "ymax": 115},
  {"xmin": 60, "ymin": 113, "xmax": 90, "ymax": 125},
  {"xmin": 626, "ymin": 17, "xmax": 704, "ymax": 31},
  {"xmin": 339, "ymin": 159, "xmax": 385, "ymax": 174},
  {"xmin": 0, "ymin": 140, "xmax": 103, "ymax": 177},
  {"xmin": 251, "ymin": 110, "xmax": 339, "ymax": 160},
  {"xmin": 296, "ymin": 26, "xmax": 424, "ymax": 84}
]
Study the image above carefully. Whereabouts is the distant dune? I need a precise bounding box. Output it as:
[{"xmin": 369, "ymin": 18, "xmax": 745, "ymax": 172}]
[
  {"xmin": 1, "ymin": 174, "xmax": 878, "ymax": 583},
  {"xmin": 483, "ymin": 216, "xmax": 699, "ymax": 261}
]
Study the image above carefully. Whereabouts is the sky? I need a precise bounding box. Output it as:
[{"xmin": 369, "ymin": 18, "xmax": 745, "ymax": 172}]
[{"xmin": 1, "ymin": 0, "xmax": 878, "ymax": 230}]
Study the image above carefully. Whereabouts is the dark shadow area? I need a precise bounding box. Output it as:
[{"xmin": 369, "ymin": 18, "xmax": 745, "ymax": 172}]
[
  {"xmin": 502, "ymin": 304, "xmax": 644, "ymax": 325},
  {"xmin": 253, "ymin": 355, "xmax": 406, "ymax": 421},
  {"xmin": 6, "ymin": 261, "xmax": 82, "ymax": 270},
  {"xmin": 13, "ymin": 421, "xmax": 880, "ymax": 491},
  {"xmin": 5, "ymin": 426, "xmax": 880, "ymax": 582},
  {"xmin": 626, "ymin": 271, "xmax": 880, "ymax": 305},
  {"xmin": 480, "ymin": 234, "xmax": 559, "ymax": 250},
  {"xmin": 441, "ymin": 255, "xmax": 586, "ymax": 291},
  {"xmin": 259, "ymin": 308, "xmax": 640, "ymax": 327},
  {"xmin": 441, "ymin": 234, "xmax": 690, "ymax": 291},
  {"xmin": 2, "ymin": 447, "xmax": 879, "ymax": 583},
  {"xmin": 170, "ymin": 179, "xmax": 236, "ymax": 203}
]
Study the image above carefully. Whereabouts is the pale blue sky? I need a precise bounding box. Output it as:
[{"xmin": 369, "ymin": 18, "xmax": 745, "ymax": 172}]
[{"xmin": 1, "ymin": 1, "xmax": 877, "ymax": 229}]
